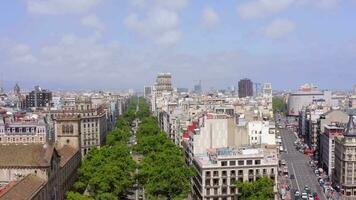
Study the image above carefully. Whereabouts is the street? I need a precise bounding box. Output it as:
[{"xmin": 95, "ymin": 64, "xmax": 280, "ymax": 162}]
[
  {"xmin": 126, "ymin": 100, "xmax": 144, "ymax": 200},
  {"xmin": 280, "ymin": 128, "xmax": 327, "ymax": 200}
]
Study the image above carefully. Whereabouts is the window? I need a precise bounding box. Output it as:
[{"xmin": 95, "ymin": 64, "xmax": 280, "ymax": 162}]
[
  {"xmin": 213, "ymin": 171, "xmax": 219, "ymax": 177},
  {"xmin": 205, "ymin": 179, "xmax": 211, "ymax": 186},
  {"xmin": 238, "ymin": 160, "xmax": 244, "ymax": 166},
  {"xmin": 222, "ymin": 187, "xmax": 227, "ymax": 194},
  {"xmin": 221, "ymin": 161, "xmax": 227, "ymax": 166},
  {"xmin": 213, "ymin": 179, "xmax": 219, "ymax": 186},
  {"xmin": 231, "ymin": 170, "xmax": 236, "ymax": 176},
  {"xmin": 222, "ymin": 178, "xmax": 227, "ymax": 185},
  {"xmin": 206, "ymin": 171, "xmax": 211, "ymax": 177},
  {"xmin": 247, "ymin": 160, "xmax": 253, "ymax": 165},
  {"xmin": 222, "ymin": 171, "xmax": 227, "ymax": 177},
  {"xmin": 256, "ymin": 169, "xmax": 260, "ymax": 175},
  {"xmin": 230, "ymin": 160, "xmax": 236, "ymax": 166},
  {"xmin": 255, "ymin": 160, "xmax": 261, "ymax": 165}
]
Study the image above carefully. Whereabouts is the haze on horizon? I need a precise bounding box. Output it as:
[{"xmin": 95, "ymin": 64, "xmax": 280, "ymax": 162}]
[{"xmin": 1, "ymin": 0, "xmax": 356, "ymax": 91}]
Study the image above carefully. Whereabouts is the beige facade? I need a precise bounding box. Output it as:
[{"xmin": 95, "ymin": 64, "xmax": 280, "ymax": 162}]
[
  {"xmin": 191, "ymin": 147, "xmax": 278, "ymax": 200},
  {"xmin": 51, "ymin": 97, "xmax": 107, "ymax": 157},
  {"xmin": 0, "ymin": 117, "xmax": 47, "ymax": 144},
  {"xmin": 334, "ymin": 115, "xmax": 356, "ymax": 199}
]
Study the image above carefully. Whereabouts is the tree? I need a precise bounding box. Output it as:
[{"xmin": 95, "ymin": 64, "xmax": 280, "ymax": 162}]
[
  {"xmin": 66, "ymin": 192, "xmax": 93, "ymax": 200},
  {"xmin": 272, "ymin": 97, "xmax": 287, "ymax": 115},
  {"xmin": 135, "ymin": 99, "xmax": 194, "ymax": 199},
  {"xmin": 236, "ymin": 177, "xmax": 274, "ymax": 200},
  {"xmin": 69, "ymin": 97, "xmax": 138, "ymax": 198}
]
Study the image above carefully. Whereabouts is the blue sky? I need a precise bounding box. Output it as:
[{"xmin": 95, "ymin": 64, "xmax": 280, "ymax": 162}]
[{"xmin": 1, "ymin": 0, "xmax": 356, "ymax": 91}]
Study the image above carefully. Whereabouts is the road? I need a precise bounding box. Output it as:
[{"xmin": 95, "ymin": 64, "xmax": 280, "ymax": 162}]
[
  {"xmin": 280, "ymin": 128, "xmax": 326, "ymax": 200},
  {"xmin": 126, "ymin": 99, "xmax": 144, "ymax": 200}
]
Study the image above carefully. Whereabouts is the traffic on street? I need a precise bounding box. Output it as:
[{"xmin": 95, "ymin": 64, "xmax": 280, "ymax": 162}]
[{"xmin": 276, "ymin": 113, "xmax": 330, "ymax": 200}]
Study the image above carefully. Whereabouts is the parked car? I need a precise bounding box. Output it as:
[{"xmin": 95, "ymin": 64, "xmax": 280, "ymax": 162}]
[
  {"xmin": 308, "ymin": 193, "xmax": 314, "ymax": 200},
  {"xmin": 290, "ymin": 174, "xmax": 295, "ymax": 179},
  {"xmin": 301, "ymin": 192, "xmax": 308, "ymax": 200},
  {"xmin": 294, "ymin": 190, "xmax": 301, "ymax": 197},
  {"xmin": 304, "ymin": 185, "xmax": 311, "ymax": 194}
]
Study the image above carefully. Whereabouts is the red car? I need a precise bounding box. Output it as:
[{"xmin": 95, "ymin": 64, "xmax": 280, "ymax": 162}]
[{"xmin": 313, "ymin": 193, "xmax": 320, "ymax": 200}]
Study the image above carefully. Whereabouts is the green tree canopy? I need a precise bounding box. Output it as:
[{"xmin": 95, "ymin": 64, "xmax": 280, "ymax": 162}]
[
  {"xmin": 236, "ymin": 177, "xmax": 275, "ymax": 200},
  {"xmin": 272, "ymin": 97, "xmax": 287, "ymax": 114}
]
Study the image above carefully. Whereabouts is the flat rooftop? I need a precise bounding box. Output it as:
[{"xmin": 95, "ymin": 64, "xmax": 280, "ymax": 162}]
[{"xmin": 194, "ymin": 147, "xmax": 278, "ymax": 168}]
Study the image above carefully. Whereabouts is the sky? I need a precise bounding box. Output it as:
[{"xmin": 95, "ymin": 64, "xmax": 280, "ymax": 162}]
[{"xmin": 1, "ymin": 0, "xmax": 356, "ymax": 91}]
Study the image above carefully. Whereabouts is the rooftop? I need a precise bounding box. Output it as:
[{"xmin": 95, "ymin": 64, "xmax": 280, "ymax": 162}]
[
  {"xmin": 0, "ymin": 144, "xmax": 54, "ymax": 167},
  {"xmin": 194, "ymin": 147, "xmax": 278, "ymax": 168},
  {"xmin": 0, "ymin": 174, "xmax": 45, "ymax": 200}
]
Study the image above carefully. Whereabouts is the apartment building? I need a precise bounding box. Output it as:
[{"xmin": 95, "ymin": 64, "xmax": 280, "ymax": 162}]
[
  {"xmin": 247, "ymin": 120, "xmax": 276, "ymax": 146},
  {"xmin": 0, "ymin": 114, "xmax": 50, "ymax": 144},
  {"xmin": 52, "ymin": 97, "xmax": 107, "ymax": 157},
  {"xmin": 191, "ymin": 147, "xmax": 278, "ymax": 200},
  {"xmin": 319, "ymin": 124, "xmax": 345, "ymax": 178},
  {"xmin": 333, "ymin": 114, "xmax": 356, "ymax": 198}
]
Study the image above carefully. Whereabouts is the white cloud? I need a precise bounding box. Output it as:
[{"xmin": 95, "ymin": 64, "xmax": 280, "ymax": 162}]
[
  {"xmin": 315, "ymin": 0, "xmax": 340, "ymax": 9},
  {"xmin": 202, "ymin": 7, "xmax": 219, "ymax": 30},
  {"xmin": 124, "ymin": 0, "xmax": 188, "ymax": 46},
  {"xmin": 237, "ymin": 0, "xmax": 294, "ymax": 19},
  {"xmin": 27, "ymin": 0, "xmax": 101, "ymax": 15},
  {"xmin": 264, "ymin": 18, "xmax": 296, "ymax": 39},
  {"xmin": 81, "ymin": 14, "xmax": 105, "ymax": 31},
  {"xmin": 9, "ymin": 44, "xmax": 37, "ymax": 64},
  {"xmin": 131, "ymin": 0, "xmax": 188, "ymax": 10}
]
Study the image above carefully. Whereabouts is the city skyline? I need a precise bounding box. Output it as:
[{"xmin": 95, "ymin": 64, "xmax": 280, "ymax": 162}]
[{"xmin": 1, "ymin": 0, "xmax": 356, "ymax": 90}]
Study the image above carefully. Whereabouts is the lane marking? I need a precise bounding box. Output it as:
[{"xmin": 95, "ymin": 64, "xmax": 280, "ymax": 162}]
[{"xmin": 291, "ymin": 162, "xmax": 300, "ymax": 191}]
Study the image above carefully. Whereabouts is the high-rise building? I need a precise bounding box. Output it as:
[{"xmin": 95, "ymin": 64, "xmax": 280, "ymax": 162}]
[
  {"xmin": 25, "ymin": 86, "xmax": 52, "ymax": 108},
  {"xmin": 194, "ymin": 80, "xmax": 202, "ymax": 93},
  {"xmin": 155, "ymin": 73, "xmax": 172, "ymax": 92},
  {"xmin": 238, "ymin": 78, "xmax": 253, "ymax": 98},
  {"xmin": 262, "ymin": 83, "xmax": 272, "ymax": 98}
]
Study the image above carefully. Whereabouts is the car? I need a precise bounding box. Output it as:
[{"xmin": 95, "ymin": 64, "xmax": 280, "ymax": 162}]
[
  {"xmin": 308, "ymin": 194, "xmax": 314, "ymax": 200},
  {"xmin": 294, "ymin": 190, "xmax": 301, "ymax": 197},
  {"xmin": 279, "ymin": 146, "xmax": 284, "ymax": 152},
  {"xmin": 290, "ymin": 174, "xmax": 295, "ymax": 179},
  {"xmin": 138, "ymin": 195, "xmax": 143, "ymax": 200},
  {"xmin": 301, "ymin": 192, "xmax": 308, "ymax": 200},
  {"xmin": 312, "ymin": 192, "xmax": 320, "ymax": 200},
  {"xmin": 304, "ymin": 185, "xmax": 311, "ymax": 194}
]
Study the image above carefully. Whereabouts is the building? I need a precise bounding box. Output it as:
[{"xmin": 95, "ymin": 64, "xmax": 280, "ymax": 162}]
[
  {"xmin": 25, "ymin": 86, "xmax": 52, "ymax": 108},
  {"xmin": 262, "ymin": 83, "xmax": 272, "ymax": 98},
  {"xmin": 0, "ymin": 114, "xmax": 50, "ymax": 144},
  {"xmin": 194, "ymin": 81, "xmax": 202, "ymax": 94},
  {"xmin": 334, "ymin": 113, "xmax": 356, "ymax": 198},
  {"xmin": 191, "ymin": 147, "xmax": 278, "ymax": 200},
  {"xmin": 144, "ymin": 86, "xmax": 152, "ymax": 98},
  {"xmin": 238, "ymin": 79, "xmax": 253, "ymax": 98},
  {"xmin": 155, "ymin": 73, "xmax": 172, "ymax": 92},
  {"xmin": 288, "ymin": 84, "xmax": 331, "ymax": 116},
  {"xmin": 52, "ymin": 97, "xmax": 107, "ymax": 157},
  {"xmin": 247, "ymin": 121, "xmax": 276, "ymax": 146},
  {"xmin": 0, "ymin": 113, "xmax": 81, "ymax": 200},
  {"xmin": 319, "ymin": 123, "xmax": 345, "ymax": 178},
  {"xmin": 189, "ymin": 113, "xmax": 237, "ymax": 156}
]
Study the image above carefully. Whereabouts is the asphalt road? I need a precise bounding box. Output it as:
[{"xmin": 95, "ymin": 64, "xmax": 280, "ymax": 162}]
[{"xmin": 280, "ymin": 128, "xmax": 327, "ymax": 200}]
